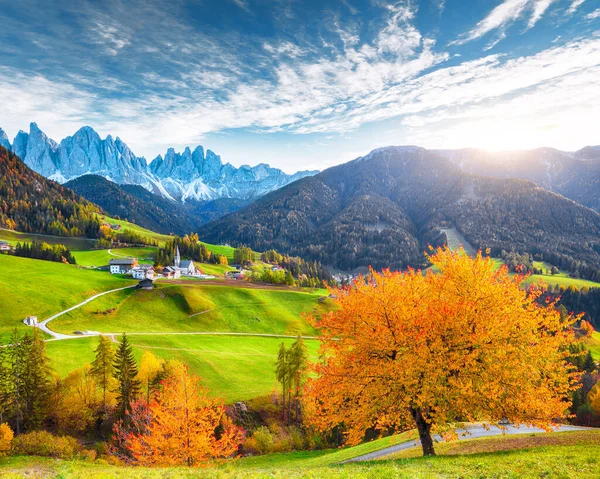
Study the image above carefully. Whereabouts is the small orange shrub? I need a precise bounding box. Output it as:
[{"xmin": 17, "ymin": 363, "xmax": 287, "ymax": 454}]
[{"xmin": 0, "ymin": 423, "xmax": 13, "ymax": 456}]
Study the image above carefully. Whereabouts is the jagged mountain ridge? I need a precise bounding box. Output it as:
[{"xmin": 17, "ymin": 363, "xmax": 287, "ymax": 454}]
[
  {"xmin": 0, "ymin": 123, "xmax": 318, "ymax": 203},
  {"xmin": 199, "ymin": 146, "xmax": 600, "ymax": 273}
]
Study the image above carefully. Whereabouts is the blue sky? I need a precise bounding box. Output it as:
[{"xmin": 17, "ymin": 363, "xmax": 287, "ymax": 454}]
[{"xmin": 0, "ymin": 0, "xmax": 599, "ymax": 172}]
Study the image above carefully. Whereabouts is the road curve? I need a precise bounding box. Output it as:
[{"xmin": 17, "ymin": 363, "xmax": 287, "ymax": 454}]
[
  {"xmin": 37, "ymin": 285, "xmax": 138, "ymax": 339},
  {"xmin": 344, "ymin": 424, "xmax": 592, "ymax": 462}
]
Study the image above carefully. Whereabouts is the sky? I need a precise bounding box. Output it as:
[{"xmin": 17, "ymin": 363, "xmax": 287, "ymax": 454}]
[{"xmin": 0, "ymin": 0, "xmax": 599, "ymax": 172}]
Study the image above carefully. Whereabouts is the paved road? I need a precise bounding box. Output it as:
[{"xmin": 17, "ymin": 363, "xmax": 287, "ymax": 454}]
[
  {"xmin": 37, "ymin": 285, "xmax": 138, "ymax": 339},
  {"xmin": 344, "ymin": 424, "xmax": 591, "ymax": 462}
]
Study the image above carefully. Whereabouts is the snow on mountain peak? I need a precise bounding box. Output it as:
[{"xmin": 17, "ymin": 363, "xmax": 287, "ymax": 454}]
[{"xmin": 2, "ymin": 123, "xmax": 319, "ymax": 203}]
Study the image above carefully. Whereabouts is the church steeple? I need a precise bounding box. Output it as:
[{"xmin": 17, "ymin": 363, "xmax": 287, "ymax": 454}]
[{"xmin": 175, "ymin": 246, "xmax": 181, "ymax": 268}]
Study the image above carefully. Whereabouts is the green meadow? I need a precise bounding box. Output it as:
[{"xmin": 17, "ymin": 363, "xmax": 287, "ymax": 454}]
[
  {"xmin": 72, "ymin": 246, "xmax": 157, "ymax": 267},
  {"xmin": 0, "ymin": 228, "xmax": 96, "ymax": 250},
  {"xmin": 97, "ymin": 214, "xmax": 174, "ymax": 245},
  {"xmin": 0, "ymin": 255, "xmax": 135, "ymax": 340},
  {"xmin": 2, "ymin": 430, "xmax": 599, "ymax": 478},
  {"xmin": 586, "ymin": 331, "xmax": 600, "ymax": 360},
  {"xmin": 49, "ymin": 283, "xmax": 332, "ymax": 336},
  {"xmin": 46, "ymin": 334, "xmax": 321, "ymax": 402}
]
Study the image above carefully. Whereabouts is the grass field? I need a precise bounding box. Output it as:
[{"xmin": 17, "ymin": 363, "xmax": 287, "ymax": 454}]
[
  {"xmin": 97, "ymin": 214, "xmax": 174, "ymax": 246},
  {"xmin": 49, "ymin": 283, "xmax": 332, "ymax": 336},
  {"xmin": 72, "ymin": 247, "xmax": 157, "ymax": 267},
  {"xmin": 46, "ymin": 334, "xmax": 321, "ymax": 402},
  {"xmin": 489, "ymin": 258, "xmax": 600, "ymax": 289},
  {"xmin": 0, "ymin": 228, "xmax": 96, "ymax": 250},
  {"xmin": 2, "ymin": 430, "xmax": 599, "ymax": 478},
  {"xmin": 586, "ymin": 331, "xmax": 600, "ymax": 360},
  {"xmin": 0, "ymin": 255, "xmax": 136, "ymax": 341}
]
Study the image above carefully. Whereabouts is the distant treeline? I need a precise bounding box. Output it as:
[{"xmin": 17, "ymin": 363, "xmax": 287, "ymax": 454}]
[
  {"xmin": 261, "ymin": 249, "xmax": 332, "ymax": 286},
  {"xmin": 549, "ymin": 287, "xmax": 600, "ymax": 329},
  {"xmin": 14, "ymin": 241, "xmax": 76, "ymax": 264},
  {"xmin": 154, "ymin": 234, "xmax": 228, "ymax": 267},
  {"xmin": 95, "ymin": 228, "xmax": 158, "ymax": 249}
]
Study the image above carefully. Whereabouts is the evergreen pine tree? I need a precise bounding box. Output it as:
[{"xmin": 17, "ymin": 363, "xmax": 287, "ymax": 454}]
[
  {"xmin": 275, "ymin": 342, "xmax": 289, "ymax": 421},
  {"xmin": 91, "ymin": 336, "xmax": 116, "ymax": 413},
  {"xmin": 113, "ymin": 334, "xmax": 141, "ymax": 419},
  {"xmin": 20, "ymin": 329, "xmax": 53, "ymax": 431},
  {"xmin": 288, "ymin": 335, "xmax": 309, "ymax": 425}
]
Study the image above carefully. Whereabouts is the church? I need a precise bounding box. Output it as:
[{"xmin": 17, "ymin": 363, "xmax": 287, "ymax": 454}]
[{"xmin": 163, "ymin": 246, "xmax": 197, "ymax": 277}]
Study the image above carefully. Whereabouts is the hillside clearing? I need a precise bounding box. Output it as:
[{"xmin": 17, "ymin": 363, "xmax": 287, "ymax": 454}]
[
  {"xmin": 0, "ymin": 255, "xmax": 135, "ymax": 340},
  {"xmin": 46, "ymin": 334, "xmax": 320, "ymax": 402},
  {"xmin": 49, "ymin": 283, "xmax": 331, "ymax": 336}
]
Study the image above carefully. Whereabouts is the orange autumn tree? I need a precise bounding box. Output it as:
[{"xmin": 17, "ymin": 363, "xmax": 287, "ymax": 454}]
[
  {"xmin": 305, "ymin": 247, "xmax": 578, "ymax": 456},
  {"xmin": 117, "ymin": 364, "xmax": 243, "ymax": 466}
]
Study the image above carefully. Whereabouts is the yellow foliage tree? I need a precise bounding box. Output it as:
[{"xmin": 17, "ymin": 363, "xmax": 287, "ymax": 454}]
[
  {"xmin": 305, "ymin": 247, "xmax": 578, "ymax": 456},
  {"xmin": 125, "ymin": 366, "xmax": 244, "ymax": 466},
  {"xmin": 589, "ymin": 383, "xmax": 600, "ymax": 414},
  {"xmin": 137, "ymin": 351, "xmax": 165, "ymax": 404},
  {"xmin": 0, "ymin": 423, "xmax": 13, "ymax": 456},
  {"xmin": 52, "ymin": 364, "xmax": 104, "ymax": 435}
]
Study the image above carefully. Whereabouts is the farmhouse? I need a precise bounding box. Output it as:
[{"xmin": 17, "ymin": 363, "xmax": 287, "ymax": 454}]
[
  {"xmin": 132, "ymin": 264, "xmax": 155, "ymax": 280},
  {"xmin": 23, "ymin": 316, "xmax": 38, "ymax": 326},
  {"xmin": 137, "ymin": 278, "xmax": 154, "ymax": 290},
  {"xmin": 162, "ymin": 266, "xmax": 182, "ymax": 278},
  {"xmin": 0, "ymin": 240, "xmax": 11, "ymax": 251},
  {"xmin": 109, "ymin": 258, "xmax": 138, "ymax": 274}
]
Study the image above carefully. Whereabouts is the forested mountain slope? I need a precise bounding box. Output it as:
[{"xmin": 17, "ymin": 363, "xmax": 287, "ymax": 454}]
[
  {"xmin": 0, "ymin": 146, "xmax": 101, "ymax": 237},
  {"xmin": 199, "ymin": 146, "xmax": 600, "ymax": 276},
  {"xmin": 64, "ymin": 175, "xmax": 197, "ymax": 234}
]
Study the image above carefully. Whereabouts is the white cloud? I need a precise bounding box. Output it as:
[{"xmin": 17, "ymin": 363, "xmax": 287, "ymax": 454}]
[
  {"xmin": 528, "ymin": 0, "xmax": 559, "ymax": 29},
  {"xmin": 454, "ymin": 0, "xmax": 530, "ymax": 44},
  {"xmin": 92, "ymin": 22, "xmax": 130, "ymax": 56},
  {"xmin": 567, "ymin": 0, "xmax": 586, "ymax": 14},
  {"xmin": 587, "ymin": 9, "xmax": 600, "ymax": 19},
  {"xmin": 0, "ymin": 3, "xmax": 599, "ymax": 166},
  {"xmin": 454, "ymin": 0, "xmax": 560, "ymax": 45}
]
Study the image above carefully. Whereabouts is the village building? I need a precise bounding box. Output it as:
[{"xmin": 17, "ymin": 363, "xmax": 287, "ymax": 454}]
[
  {"xmin": 137, "ymin": 278, "xmax": 154, "ymax": 290},
  {"xmin": 131, "ymin": 264, "xmax": 155, "ymax": 280},
  {"xmin": 171, "ymin": 246, "xmax": 197, "ymax": 276},
  {"xmin": 23, "ymin": 316, "xmax": 38, "ymax": 326},
  {"xmin": 109, "ymin": 258, "xmax": 138, "ymax": 274},
  {"xmin": 0, "ymin": 240, "xmax": 11, "ymax": 251},
  {"xmin": 162, "ymin": 266, "xmax": 182, "ymax": 278}
]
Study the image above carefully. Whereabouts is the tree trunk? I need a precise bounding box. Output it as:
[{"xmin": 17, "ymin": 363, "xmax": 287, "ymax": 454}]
[{"xmin": 411, "ymin": 407, "xmax": 435, "ymax": 456}]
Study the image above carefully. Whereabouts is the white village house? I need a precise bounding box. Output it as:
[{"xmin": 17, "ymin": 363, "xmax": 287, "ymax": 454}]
[
  {"xmin": 0, "ymin": 240, "xmax": 11, "ymax": 251},
  {"xmin": 132, "ymin": 264, "xmax": 155, "ymax": 280},
  {"xmin": 109, "ymin": 258, "xmax": 138, "ymax": 274},
  {"xmin": 23, "ymin": 316, "xmax": 38, "ymax": 326}
]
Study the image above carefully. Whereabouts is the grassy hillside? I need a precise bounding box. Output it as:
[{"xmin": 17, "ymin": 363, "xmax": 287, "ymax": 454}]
[
  {"xmin": 0, "ymin": 255, "xmax": 135, "ymax": 340},
  {"xmin": 586, "ymin": 331, "xmax": 600, "ymax": 360},
  {"xmin": 49, "ymin": 283, "xmax": 332, "ymax": 336},
  {"xmin": 72, "ymin": 247, "xmax": 157, "ymax": 267},
  {"xmin": 46, "ymin": 334, "xmax": 320, "ymax": 402},
  {"xmin": 97, "ymin": 214, "xmax": 173, "ymax": 245},
  {"xmin": 2, "ymin": 430, "xmax": 599, "ymax": 477},
  {"xmin": 0, "ymin": 228, "xmax": 95, "ymax": 250}
]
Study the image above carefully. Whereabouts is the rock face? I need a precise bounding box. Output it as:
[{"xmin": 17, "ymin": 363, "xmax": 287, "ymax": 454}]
[{"xmin": 3, "ymin": 123, "xmax": 318, "ymax": 203}]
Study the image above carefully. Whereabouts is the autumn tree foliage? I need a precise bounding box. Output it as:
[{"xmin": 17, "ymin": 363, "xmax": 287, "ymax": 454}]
[
  {"xmin": 112, "ymin": 364, "xmax": 243, "ymax": 467},
  {"xmin": 305, "ymin": 247, "xmax": 579, "ymax": 456}
]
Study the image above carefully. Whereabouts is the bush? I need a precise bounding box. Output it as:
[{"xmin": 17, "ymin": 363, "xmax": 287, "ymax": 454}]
[
  {"xmin": 289, "ymin": 426, "xmax": 305, "ymax": 450},
  {"xmin": 251, "ymin": 426, "xmax": 274, "ymax": 454},
  {"xmin": 12, "ymin": 431, "xmax": 82, "ymax": 458},
  {"xmin": 0, "ymin": 423, "xmax": 13, "ymax": 456}
]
